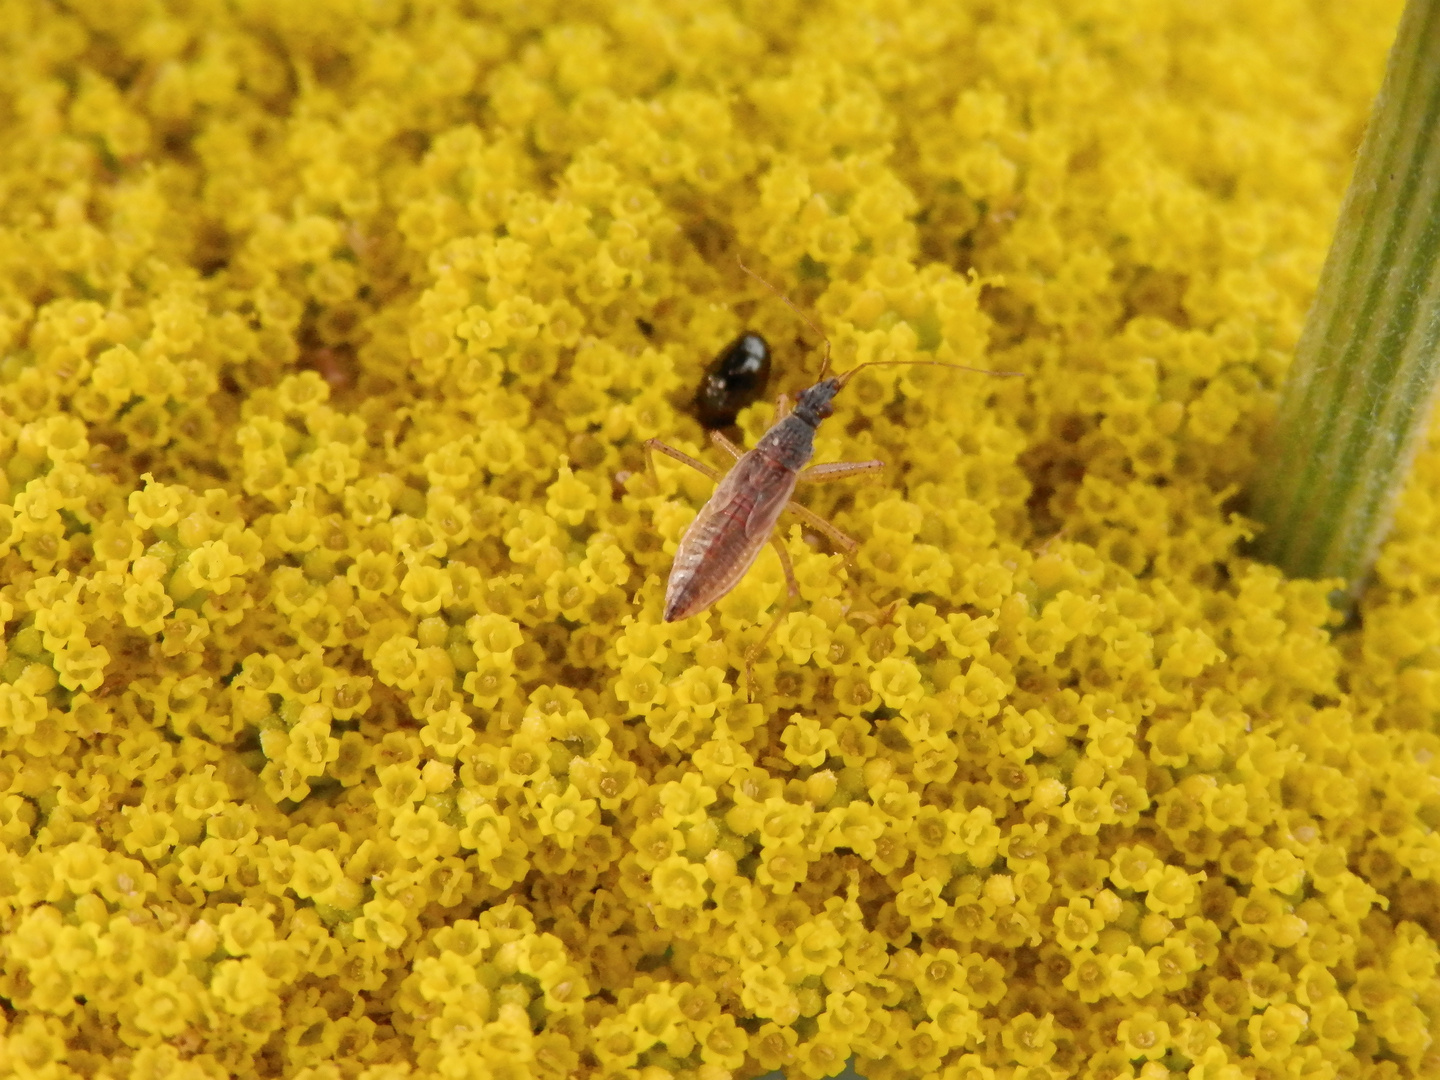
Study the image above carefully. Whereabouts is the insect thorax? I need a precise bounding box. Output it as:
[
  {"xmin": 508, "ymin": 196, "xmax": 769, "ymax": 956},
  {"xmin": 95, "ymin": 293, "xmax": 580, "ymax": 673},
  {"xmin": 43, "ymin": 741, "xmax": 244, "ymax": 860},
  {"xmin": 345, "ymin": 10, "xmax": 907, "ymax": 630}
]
[{"xmin": 757, "ymin": 413, "xmax": 818, "ymax": 472}]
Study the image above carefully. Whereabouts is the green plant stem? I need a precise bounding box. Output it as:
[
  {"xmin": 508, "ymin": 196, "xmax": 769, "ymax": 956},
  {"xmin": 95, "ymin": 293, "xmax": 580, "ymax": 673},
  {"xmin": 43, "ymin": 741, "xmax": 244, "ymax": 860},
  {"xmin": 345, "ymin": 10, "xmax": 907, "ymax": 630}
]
[{"xmin": 1250, "ymin": 0, "xmax": 1440, "ymax": 592}]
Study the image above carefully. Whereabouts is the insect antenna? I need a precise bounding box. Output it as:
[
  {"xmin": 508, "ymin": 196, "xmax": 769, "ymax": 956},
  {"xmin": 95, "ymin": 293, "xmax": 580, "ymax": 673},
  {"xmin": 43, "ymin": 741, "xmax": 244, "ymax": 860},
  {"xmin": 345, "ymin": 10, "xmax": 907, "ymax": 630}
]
[
  {"xmin": 833, "ymin": 358, "xmax": 1025, "ymax": 389},
  {"xmin": 735, "ymin": 257, "xmax": 1023, "ymax": 386},
  {"xmin": 736, "ymin": 257, "xmax": 833, "ymax": 378}
]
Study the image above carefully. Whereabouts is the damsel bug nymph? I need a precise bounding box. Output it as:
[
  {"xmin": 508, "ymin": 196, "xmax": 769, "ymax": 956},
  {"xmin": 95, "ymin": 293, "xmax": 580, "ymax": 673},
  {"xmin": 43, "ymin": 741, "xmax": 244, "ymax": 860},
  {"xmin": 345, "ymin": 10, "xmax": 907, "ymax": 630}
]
[
  {"xmin": 664, "ymin": 376, "xmax": 842, "ymax": 621},
  {"xmin": 693, "ymin": 331, "xmax": 771, "ymax": 429},
  {"xmin": 645, "ymin": 261, "xmax": 1020, "ymax": 698}
]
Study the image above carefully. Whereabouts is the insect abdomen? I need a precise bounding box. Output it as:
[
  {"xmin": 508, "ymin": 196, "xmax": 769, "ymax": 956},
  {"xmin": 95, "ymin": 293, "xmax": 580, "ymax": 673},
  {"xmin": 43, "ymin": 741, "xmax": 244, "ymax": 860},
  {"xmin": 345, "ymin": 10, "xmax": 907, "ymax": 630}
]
[{"xmin": 663, "ymin": 452, "xmax": 799, "ymax": 620}]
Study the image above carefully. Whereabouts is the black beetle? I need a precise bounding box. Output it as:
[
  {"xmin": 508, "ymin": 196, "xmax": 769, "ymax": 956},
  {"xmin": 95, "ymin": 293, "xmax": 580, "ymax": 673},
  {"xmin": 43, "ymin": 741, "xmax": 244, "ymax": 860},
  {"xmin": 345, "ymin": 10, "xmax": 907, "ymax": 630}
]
[{"xmin": 694, "ymin": 331, "xmax": 771, "ymax": 429}]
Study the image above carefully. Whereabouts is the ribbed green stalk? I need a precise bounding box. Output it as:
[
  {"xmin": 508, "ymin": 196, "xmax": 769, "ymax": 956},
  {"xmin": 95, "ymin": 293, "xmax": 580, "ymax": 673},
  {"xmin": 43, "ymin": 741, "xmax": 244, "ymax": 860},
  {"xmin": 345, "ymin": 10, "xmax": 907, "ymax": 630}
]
[{"xmin": 1250, "ymin": 0, "xmax": 1440, "ymax": 592}]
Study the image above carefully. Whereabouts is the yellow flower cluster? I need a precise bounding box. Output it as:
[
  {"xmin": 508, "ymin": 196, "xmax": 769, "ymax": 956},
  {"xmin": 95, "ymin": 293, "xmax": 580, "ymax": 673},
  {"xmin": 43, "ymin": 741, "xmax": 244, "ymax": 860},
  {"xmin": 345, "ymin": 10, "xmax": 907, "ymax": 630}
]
[{"xmin": 0, "ymin": 0, "xmax": 1431, "ymax": 1078}]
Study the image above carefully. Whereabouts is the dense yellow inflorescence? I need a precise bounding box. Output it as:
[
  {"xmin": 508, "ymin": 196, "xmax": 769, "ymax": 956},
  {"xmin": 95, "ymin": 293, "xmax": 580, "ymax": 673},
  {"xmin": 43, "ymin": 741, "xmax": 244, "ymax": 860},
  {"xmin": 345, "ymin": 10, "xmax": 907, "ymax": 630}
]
[{"xmin": 0, "ymin": 0, "xmax": 1433, "ymax": 1078}]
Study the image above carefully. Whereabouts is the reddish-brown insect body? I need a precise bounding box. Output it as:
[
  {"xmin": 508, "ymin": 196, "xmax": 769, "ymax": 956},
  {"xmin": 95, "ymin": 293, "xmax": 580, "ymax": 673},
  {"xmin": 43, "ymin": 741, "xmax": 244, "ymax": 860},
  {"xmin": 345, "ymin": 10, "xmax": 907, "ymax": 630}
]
[
  {"xmin": 662, "ymin": 377, "xmax": 841, "ymax": 621},
  {"xmin": 644, "ymin": 261, "xmax": 1019, "ymax": 697}
]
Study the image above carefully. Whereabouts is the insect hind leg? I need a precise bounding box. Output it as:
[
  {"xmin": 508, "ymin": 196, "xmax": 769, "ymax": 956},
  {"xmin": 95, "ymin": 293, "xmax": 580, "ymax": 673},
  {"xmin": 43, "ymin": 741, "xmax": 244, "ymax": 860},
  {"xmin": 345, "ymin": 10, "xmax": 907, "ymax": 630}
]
[
  {"xmin": 782, "ymin": 500, "xmax": 859, "ymax": 555},
  {"xmin": 743, "ymin": 534, "xmax": 801, "ymax": 702}
]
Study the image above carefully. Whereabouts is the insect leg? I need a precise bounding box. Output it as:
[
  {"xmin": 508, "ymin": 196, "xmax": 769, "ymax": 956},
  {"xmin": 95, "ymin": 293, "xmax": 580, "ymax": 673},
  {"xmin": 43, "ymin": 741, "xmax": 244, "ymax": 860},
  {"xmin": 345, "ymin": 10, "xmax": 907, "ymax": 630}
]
[
  {"xmin": 707, "ymin": 430, "xmax": 744, "ymax": 461},
  {"xmin": 644, "ymin": 438, "xmax": 724, "ymax": 486},
  {"xmin": 775, "ymin": 392, "xmax": 794, "ymax": 421},
  {"xmin": 781, "ymin": 501, "xmax": 859, "ymax": 554},
  {"xmin": 798, "ymin": 459, "xmax": 884, "ymax": 483},
  {"xmin": 782, "ymin": 459, "xmax": 882, "ymax": 553},
  {"xmin": 852, "ymin": 598, "xmax": 903, "ymax": 626},
  {"xmin": 743, "ymin": 534, "xmax": 801, "ymax": 702}
]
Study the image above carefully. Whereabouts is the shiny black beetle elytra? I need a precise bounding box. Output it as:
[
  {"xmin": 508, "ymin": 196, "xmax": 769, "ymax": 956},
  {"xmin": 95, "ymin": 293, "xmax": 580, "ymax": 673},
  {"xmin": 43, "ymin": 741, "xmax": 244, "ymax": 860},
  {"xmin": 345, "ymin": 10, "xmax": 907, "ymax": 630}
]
[{"xmin": 693, "ymin": 331, "xmax": 772, "ymax": 429}]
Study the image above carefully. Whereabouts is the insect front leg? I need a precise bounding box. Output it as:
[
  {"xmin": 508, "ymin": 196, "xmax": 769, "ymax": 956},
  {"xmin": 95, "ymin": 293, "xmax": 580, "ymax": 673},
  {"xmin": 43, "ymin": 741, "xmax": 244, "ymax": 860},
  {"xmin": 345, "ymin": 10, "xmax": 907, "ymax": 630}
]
[
  {"xmin": 708, "ymin": 429, "xmax": 744, "ymax": 461},
  {"xmin": 743, "ymin": 534, "xmax": 802, "ymax": 702},
  {"xmin": 643, "ymin": 438, "xmax": 724, "ymax": 489}
]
